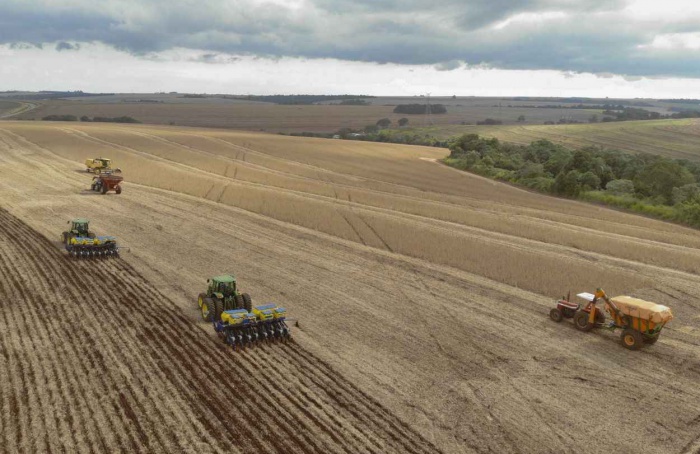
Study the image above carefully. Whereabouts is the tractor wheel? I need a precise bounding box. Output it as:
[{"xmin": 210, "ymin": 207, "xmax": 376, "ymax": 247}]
[
  {"xmin": 574, "ymin": 311, "xmax": 594, "ymax": 332},
  {"xmin": 242, "ymin": 293, "xmax": 252, "ymax": 312},
  {"xmin": 200, "ymin": 296, "xmax": 213, "ymax": 322},
  {"xmin": 621, "ymin": 329, "xmax": 643, "ymax": 350},
  {"xmin": 115, "ymin": 186, "xmax": 122, "ymax": 194},
  {"xmin": 234, "ymin": 294, "xmax": 245, "ymax": 310},
  {"xmin": 594, "ymin": 309, "xmax": 606, "ymax": 324},
  {"xmin": 101, "ymin": 184, "xmax": 108, "ymax": 194},
  {"xmin": 549, "ymin": 308, "xmax": 563, "ymax": 322},
  {"xmin": 213, "ymin": 299, "xmax": 224, "ymax": 322},
  {"xmin": 644, "ymin": 334, "xmax": 660, "ymax": 345}
]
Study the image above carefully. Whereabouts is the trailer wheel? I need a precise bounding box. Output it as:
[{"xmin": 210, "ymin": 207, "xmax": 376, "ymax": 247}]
[
  {"xmin": 644, "ymin": 334, "xmax": 660, "ymax": 345},
  {"xmin": 549, "ymin": 308, "xmax": 563, "ymax": 322},
  {"xmin": 242, "ymin": 293, "xmax": 252, "ymax": 312},
  {"xmin": 574, "ymin": 311, "xmax": 593, "ymax": 332},
  {"xmin": 115, "ymin": 186, "xmax": 122, "ymax": 194},
  {"xmin": 621, "ymin": 329, "xmax": 643, "ymax": 350}
]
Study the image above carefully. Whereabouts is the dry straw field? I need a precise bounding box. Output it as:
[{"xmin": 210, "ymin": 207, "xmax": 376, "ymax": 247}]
[
  {"xmin": 433, "ymin": 118, "xmax": 700, "ymax": 160},
  {"xmin": 14, "ymin": 95, "xmax": 606, "ymax": 132},
  {"xmin": 0, "ymin": 121, "xmax": 699, "ymax": 453}
]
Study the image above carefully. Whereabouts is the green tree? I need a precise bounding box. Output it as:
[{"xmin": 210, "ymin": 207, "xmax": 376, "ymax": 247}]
[
  {"xmin": 636, "ymin": 160, "xmax": 696, "ymax": 204},
  {"xmin": 553, "ymin": 170, "xmax": 582, "ymax": 196},
  {"xmin": 578, "ymin": 171, "xmax": 601, "ymax": 191},
  {"xmin": 376, "ymin": 118, "xmax": 391, "ymax": 129},
  {"xmin": 544, "ymin": 148, "xmax": 572, "ymax": 175},
  {"xmin": 605, "ymin": 179, "xmax": 635, "ymax": 195},
  {"xmin": 398, "ymin": 117, "xmax": 409, "ymax": 127},
  {"xmin": 517, "ymin": 115, "xmax": 526, "ymax": 122}
]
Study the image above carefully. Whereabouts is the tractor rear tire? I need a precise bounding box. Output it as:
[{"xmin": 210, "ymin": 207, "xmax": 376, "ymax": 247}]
[
  {"xmin": 213, "ymin": 299, "xmax": 224, "ymax": 322},
  {"xmin": 574, "ymin": 311, "xmax": 594, "ymax": 332},
  {"xmin": 101, "ymin": 184, "xmax": 108, "ymax": 194},
  {"xmin": 621, "ymin": 329, "xmax": 643, "ymax": 350},
  {"xmin": 234, "ymin": 294, "xmax": 245, "ymax": 310},
  {"xmin": 549, "ymin": 308, "xmax": 563, "ymax": 322},
  {"xmin": 242, "ymin": 293, "xmax": 252, "ymax": 312},
  {"xmin": 200, "ymin": 295, "xmax": 213, "ymax": 322}
]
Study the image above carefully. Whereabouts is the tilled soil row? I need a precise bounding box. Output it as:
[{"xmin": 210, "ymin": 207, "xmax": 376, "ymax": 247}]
[{"xmin": 0, "ymin": 207, "xmax": 441, "ymax": 454}]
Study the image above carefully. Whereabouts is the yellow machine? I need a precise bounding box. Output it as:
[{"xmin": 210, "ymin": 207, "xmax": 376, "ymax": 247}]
[
  {"xmin": 552, "ymin": 288, "xmax": 673, "ymax": 350},
  {"xmin": 85, "ymin": 157, "xmax": 112, "ymax": 174}
]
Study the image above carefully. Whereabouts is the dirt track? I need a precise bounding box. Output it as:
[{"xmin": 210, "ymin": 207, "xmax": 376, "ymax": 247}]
[{"xmin": 0, "ymin": 121, "xmax": 700, "ymax": 453}]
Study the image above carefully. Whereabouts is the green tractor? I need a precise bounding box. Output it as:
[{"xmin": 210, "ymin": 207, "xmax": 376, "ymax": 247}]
[
  {"xmin": 61, "ymin": 219, "xmax": 119, "ymax": 258},
  {"xmin": 198, "ymin": 275, "xmax": 252, "ymax": 322}
]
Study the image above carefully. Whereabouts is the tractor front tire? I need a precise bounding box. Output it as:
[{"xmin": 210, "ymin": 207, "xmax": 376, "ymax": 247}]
[
  {"xmin": 199, "ymin": 295, "xmax": 214, "ymax": 322},
  {"xmin": 621, "ymin": 329, "xmax": 643, "ymax": 350},
  {"xmin": 574, "ymin": 311, "xmax": 594, "ymax": 332},
  {"xmin": 549, "ymin": 308, "xmax": 563, "ymax": 322},
  {"xmin": 242, "ymin": 293, "xmax": 252, "ymax": 312}
]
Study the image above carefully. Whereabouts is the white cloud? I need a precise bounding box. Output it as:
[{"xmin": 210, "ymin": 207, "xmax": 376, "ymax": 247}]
[
  {"xmin": 641, "ymin": 32, "xmax": 700, "ymax": 50},
  {"xmin": 2, "ymin": 42, "xmax": 700, "ymax": 98}
]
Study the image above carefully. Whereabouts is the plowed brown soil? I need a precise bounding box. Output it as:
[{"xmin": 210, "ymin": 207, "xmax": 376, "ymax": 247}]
[{"xmin": 0, "ymin": 121, "xmax": 699, "ymax": 454}]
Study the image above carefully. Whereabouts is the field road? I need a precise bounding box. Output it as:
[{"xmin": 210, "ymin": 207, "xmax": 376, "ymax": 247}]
[
  {"xmin": 0, "ymin": 121, "xmax": 699, "ymax": 453},
  {"xmin": 0, "ymin": 102, "xmax": 38, "ymax": 119}
]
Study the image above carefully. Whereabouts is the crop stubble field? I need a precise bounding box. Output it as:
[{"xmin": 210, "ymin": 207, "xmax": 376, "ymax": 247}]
[
  {"xmin": 431, "ymin": 118, "xmax": 700, "ymax": 161},
  {"xmin": 0, "ymin": 121, "xmax": 699, "ymax": 453},
  {"xmin": 13, "ymin": 95, "xmax": 604, "ymax": 132}
]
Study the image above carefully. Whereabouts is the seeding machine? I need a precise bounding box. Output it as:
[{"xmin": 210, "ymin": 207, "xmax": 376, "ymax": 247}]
[
  {"xmin": 551, "ymin": 288, "xmax": 673, "ymax": 350},
  {"xmin": 198, "ymin": 275, "xmax": 290, "ymax": 349},
  {"xmin": 61, "ymin": 219, "xmax": 123, "ymax": 258}
]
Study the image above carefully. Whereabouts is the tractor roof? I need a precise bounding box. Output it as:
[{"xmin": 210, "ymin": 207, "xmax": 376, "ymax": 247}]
[
  {"xmin": 212, "ymin": 275, "xmax": 236, "ymax": 283},
  {"xmin": 72, "ymin": 218, "xmax": 90, "ymax": 224}
]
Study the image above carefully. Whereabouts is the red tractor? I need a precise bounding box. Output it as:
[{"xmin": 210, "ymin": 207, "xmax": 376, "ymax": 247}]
[{"xmin": 91, "ymin": 170, "xmax": 123, "ymax": 194}]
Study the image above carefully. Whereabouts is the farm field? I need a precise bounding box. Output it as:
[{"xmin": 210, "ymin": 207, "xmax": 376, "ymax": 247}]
[
  {"xmin": 425, "ymin": 118, "xmax": 700, "ymax": 160},
  {"xmin": 9, "ymin": 95, "xmax": 613, "ymax": 132},
  {"xmin": 0, "ymin": 121, "xmax": 699, "ymax": 453}
]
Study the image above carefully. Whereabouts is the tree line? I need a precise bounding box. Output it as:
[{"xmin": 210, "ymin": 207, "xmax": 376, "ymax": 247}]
[{"xmin": 445, "ymin": 134, "xmax": 700, "ymax": 228}]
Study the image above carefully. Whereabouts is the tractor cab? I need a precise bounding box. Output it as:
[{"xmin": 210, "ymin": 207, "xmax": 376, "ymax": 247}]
[
  {"xmin": 209, "ymin": 275, "xmax": 237, "ymax": 297},
  {"xmin": 70, "ymin": 218, "xmax": 90, "ymax": 237},
  {"xmin": 95, "ymin": 158, "xmax": 111, "ymax": 168}
]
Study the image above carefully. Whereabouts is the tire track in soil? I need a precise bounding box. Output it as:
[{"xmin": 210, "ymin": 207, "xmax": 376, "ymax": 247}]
[
  {"xmin": 6, "ymin": 211, "xmax": 332, "ymax": 454},
  {"xmin": 0, "ymin": 207, "xmax": 442, "ymax": 454},
  {"xmin": 0, "ymin": 239, "xmax": 87, "ymax": 452},
  {"xmin": 0, "ymin": 252, "xmax": 101, "ymax": 453},
  {"xmin": 105, "ymin": 263, "xmax": 336, "ymax": 454},
  {"xmin": 0, "ymin": 215, "xmax": 225, "ymax": 453},
  {"xmin": 0, "ymin": 249, "xmax": 67, "ymax": 454},
  {"xmin": 2, "ymin": 211, "xmax": 219, "ymax": 452},
  {"xmin": 0, "ymin": 214, "xmax": 139, "ymax": 453},
  {"xmin": 111, "ymin": 259, "xmax": 443, "ymax": 454}
]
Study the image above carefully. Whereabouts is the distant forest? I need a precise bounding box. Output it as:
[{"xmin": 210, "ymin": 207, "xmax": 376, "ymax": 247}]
[
  {"xmin": 235, "ymin": 95, "xmax": 374, "ymax": 105},
  {"xmin": 392, "ymin": 104, "xmax": 447, "ymax": 114}
]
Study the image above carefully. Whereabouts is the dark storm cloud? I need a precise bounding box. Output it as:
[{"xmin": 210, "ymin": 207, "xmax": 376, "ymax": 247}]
[{"xmin": 2, "ymin": 0, "xmax": 700, "ymax": 77}]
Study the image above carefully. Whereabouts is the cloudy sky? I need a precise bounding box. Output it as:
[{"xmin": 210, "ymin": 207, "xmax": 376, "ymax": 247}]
[{"xmin": 2, "ymin": 0, "xmax": 700, "ymax": 97}]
